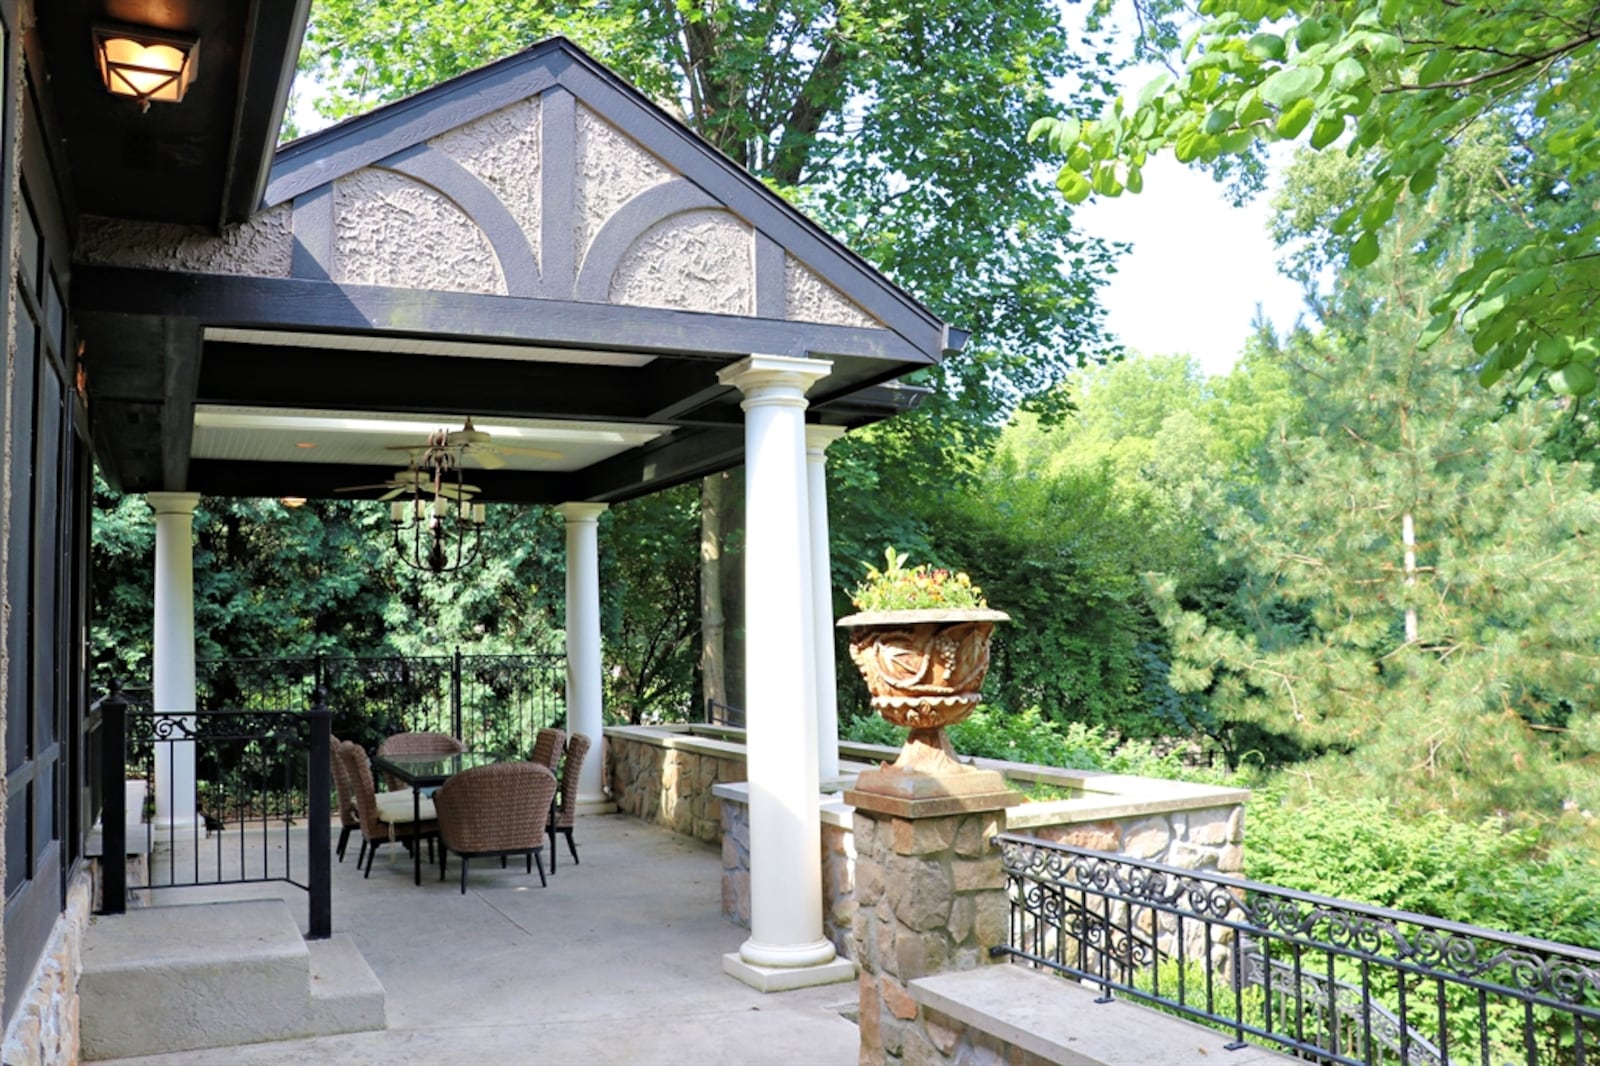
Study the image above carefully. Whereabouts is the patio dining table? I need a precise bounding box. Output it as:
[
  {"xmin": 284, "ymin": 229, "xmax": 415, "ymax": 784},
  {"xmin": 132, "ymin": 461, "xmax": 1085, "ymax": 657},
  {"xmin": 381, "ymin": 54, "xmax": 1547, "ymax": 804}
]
[{"xmin": 372, "ymin": 750, "xmax": 512, "ymax": 885}]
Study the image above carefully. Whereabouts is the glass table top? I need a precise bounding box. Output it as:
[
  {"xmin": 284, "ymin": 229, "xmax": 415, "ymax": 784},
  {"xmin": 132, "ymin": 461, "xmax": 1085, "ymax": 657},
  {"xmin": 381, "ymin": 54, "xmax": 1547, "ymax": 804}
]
[{"xmin": 371, "ymin": 750, "xmax": 506, "ymax": 786}]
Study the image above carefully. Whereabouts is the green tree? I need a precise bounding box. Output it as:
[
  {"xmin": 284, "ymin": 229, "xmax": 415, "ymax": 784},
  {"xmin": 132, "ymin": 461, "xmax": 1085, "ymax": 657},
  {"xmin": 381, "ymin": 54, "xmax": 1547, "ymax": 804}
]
[
  {"xmin": 1034, "ymin": 0, "xmax": 1600, "ymax": 400},
  {"xmin": 1149, "ymin": 204, "xmax": 1600, "ymax": 827}
]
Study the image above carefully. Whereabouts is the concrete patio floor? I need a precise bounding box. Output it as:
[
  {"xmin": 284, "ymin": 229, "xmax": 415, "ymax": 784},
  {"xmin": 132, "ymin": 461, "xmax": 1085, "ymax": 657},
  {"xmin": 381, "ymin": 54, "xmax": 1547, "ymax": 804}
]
[{"xmin": 97, "ymin": 813, "xmax": 861, "ymax": 1065}]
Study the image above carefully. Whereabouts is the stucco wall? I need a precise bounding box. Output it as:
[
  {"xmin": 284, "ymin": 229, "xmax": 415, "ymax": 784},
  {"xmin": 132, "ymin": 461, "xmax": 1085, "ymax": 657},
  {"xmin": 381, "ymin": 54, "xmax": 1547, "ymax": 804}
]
[{"xmin": 76, "ymin": 206, "xmax": 295, "ymax": 278}]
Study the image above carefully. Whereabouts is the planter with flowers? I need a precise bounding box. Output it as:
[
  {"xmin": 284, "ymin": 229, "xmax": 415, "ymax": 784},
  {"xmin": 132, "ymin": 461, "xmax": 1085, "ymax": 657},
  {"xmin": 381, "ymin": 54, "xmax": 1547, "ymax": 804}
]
[{"xmin": 838, "ymin": 549, "xmax": 1011, "ymax": 792}]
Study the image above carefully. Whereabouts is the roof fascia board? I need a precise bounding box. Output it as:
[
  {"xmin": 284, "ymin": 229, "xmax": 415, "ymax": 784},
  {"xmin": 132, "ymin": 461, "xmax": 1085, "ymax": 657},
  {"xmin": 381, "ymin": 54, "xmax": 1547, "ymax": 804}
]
[
  {"xmin": 553, "ymin": 58, "xmax": 946, "ymax": 355},
  {"xmin": 223, "ymin": 0, "xmax": 315, "ymax": 224},
  {"xmin": 265, "ymin": 47, "xmax": 569, "ymax": 206},
  {"xmin": 73, "ymin": 267, "xmax": 936, "ymax": 367}
]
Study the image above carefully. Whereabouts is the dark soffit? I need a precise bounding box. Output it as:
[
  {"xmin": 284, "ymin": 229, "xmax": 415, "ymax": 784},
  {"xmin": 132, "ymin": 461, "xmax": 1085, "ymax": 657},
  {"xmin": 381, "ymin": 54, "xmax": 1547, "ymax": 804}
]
[{"xmin": 33, "ymin": 0, "xmax": 310, "ymax": 229}]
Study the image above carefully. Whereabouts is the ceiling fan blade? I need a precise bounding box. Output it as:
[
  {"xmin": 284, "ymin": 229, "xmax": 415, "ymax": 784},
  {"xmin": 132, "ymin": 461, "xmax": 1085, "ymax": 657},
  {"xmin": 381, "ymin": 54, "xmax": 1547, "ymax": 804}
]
[
  {"xmin": 465, "ymin": 449, "xmax": 507, "ymax": 470},
  {"xmin": 378, "ymin": 487, "xmax": 408, "ymax": 501},
  {"xmin": 335, "ymin": 483, "xmax": 397, "ymax": 493},
  {"xmin": 491, "ymin": 444, "xmax": 563, "ymax": 460}
]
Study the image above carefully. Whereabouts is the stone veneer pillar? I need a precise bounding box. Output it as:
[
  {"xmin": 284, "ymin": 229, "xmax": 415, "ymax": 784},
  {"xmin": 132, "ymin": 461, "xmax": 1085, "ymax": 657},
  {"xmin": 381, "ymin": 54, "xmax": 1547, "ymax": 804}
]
[
  {"xmin": 847, "ymin": 782, "xmax": 1017, "ymax": 1065},
  {"xmin": 556, "ymin": 502, "xmax": 612, "ymax": 813},
  {"xmin": 717, "ymin": 354, "xmax": 854, "ymax": 991},
  {"xmin": 148, "ymin": 492, "xmax": 201, "ymax": 834},
  {"xmin": 805, "ymin": 425, "xmax": 847, "ymax": 782}
]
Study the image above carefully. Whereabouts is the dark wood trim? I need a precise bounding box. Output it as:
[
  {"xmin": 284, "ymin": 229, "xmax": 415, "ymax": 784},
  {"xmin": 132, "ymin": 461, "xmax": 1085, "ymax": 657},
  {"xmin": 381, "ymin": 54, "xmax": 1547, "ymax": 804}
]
[
  {"xmin": 576, "ymin": 426, "xmax": 744, "ymax": 503},
  {"xmin": 382, "ymin": 144, "xmax": 541, "ymax": 297},
  {"xmin": 159, "ymin": 318, "xmax": 202, "ymax": 491},
  {"xmin": 220, "ymin": 0, "xmax": 315, "ymax": 224},
  {"xmin": 572, "ymin": 180, "xmax": 720, "ymax": 303},
  {"xmin": 539, "ymin": 88, "xmax": 577, "ymax": 298},
  {"xmin": 290, "ymin": 186, "xmax": 334, "ymax": 281},
  {"xmin": 267, "ymin": 55, "xmax": 567, "ymax": 206},
  {"xmin": 72, "ymin": 268, "xmax": 936, "ymax": 367},
  {"xmin": 755, "ymin": 234, "xmax": 785, "ymax": 319}
]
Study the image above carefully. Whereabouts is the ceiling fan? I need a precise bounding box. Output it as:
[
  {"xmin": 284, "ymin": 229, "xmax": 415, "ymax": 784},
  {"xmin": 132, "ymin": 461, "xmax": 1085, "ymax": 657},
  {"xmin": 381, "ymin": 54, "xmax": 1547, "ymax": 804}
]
[
  {"xmin": 334, "ymin": 468, "xmax": 482, "ymax": 501},
  {"xmin": 386, "ymin": 416, "xmax": 562, "ymax": 470}
]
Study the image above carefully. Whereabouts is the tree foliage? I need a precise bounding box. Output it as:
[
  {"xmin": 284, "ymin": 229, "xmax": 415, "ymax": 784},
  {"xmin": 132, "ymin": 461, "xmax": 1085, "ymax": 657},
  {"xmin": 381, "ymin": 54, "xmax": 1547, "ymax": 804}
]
[
  {"xmin": 1147, "ymin": 194, "xmax": 1600, "ymax": 826},
  {"xmin": 1034, "ymin": 0, "xmax": 1600, "ymax": 400}
]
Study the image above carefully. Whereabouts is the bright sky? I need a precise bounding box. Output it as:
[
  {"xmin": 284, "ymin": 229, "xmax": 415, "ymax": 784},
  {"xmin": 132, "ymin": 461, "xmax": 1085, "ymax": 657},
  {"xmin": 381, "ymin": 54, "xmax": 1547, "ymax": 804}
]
[
  {"xmin": 1073, "ymin": 147, "xmax": 1307, "ymax": 380},
  {"xmin": 1061, "ymin": 0, "xmax": 1309, "ymax": 380}
]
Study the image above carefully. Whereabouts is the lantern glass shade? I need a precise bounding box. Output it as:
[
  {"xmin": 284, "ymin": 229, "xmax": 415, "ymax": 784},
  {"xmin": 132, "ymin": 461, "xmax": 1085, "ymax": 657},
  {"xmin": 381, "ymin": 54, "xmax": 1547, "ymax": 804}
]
[{"xmin": 94, "ymin": 25, "xmax": 198, "ymax": 105}]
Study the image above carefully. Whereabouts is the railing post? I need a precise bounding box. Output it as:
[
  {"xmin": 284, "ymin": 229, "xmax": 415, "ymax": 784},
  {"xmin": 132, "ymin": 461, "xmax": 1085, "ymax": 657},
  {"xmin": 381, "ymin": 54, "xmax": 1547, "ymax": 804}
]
[
  {"xmin": 451, "ymin": 646, "xmax": 463, "ymax": 741},
  {"xmin": 100, "ymin": 680, "xmax": 128, "ymax": 915},
  {"xmin": 306, "ymin": 686, "xmax": 332, "ymax": 939}
]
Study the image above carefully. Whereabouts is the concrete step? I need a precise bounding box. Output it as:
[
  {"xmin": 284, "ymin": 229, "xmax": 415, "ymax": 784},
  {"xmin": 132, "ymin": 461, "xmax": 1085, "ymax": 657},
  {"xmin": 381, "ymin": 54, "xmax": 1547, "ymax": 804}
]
[
  {"xmin": 80, "ymin": 899, "xmax": 386, "ymax": 1060},
  {"xmin": 307, "ymin": 934, "xmax": 387, "ymax": 1035}
]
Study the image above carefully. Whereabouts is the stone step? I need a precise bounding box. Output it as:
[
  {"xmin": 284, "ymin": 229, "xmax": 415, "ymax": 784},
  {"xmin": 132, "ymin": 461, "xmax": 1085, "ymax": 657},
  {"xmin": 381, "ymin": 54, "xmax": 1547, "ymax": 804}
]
[{"xmin": 80, "ymin": 898, "xmax": 386, "ymax": 1060}]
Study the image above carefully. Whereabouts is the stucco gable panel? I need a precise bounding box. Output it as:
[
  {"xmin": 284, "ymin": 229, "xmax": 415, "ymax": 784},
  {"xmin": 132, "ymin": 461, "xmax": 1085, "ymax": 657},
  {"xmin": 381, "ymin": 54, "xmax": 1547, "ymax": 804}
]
[
  {"xmin": 785, "ymin": 256, "xmax": 880, "ymax": 328},
  {"xmin": 430, "ymin": 100, "xmax": 542, "ymax": 256},
  {"xmin": 574, "ymin": 103, "xmax": 674, "ymax": 275},
  {"xmin": 607, "ymin": 209, "xmax": 754, "ymax": 316},
  {"xmin": 332, "ymin": 169, "xmax": 507, "ymax": 295}
]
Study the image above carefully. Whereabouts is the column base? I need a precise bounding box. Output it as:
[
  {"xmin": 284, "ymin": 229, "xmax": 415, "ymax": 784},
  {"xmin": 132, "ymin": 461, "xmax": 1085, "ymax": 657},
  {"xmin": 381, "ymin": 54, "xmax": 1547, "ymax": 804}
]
[
  {"xmin": 575, "ymin": 796, "xmax": 618, "ymax": 816},
  {"xmin": 723, "ymin": 951, "xmax": 856, "ymax": 993}
]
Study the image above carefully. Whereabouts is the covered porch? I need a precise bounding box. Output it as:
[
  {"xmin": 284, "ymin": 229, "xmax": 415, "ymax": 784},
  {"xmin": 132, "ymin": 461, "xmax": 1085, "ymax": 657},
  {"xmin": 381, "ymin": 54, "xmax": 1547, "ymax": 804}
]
[{"xmin": 77, "ymin": 32, "xmax": 957, "ymax": 995}]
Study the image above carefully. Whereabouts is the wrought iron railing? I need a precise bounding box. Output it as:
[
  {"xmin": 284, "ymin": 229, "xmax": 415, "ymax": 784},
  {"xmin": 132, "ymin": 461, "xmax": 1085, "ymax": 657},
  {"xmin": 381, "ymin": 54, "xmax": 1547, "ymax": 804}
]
[
  {"xmin": 196, "ymin": 650, "xmax": 565, "ymax": 758},
  {"xmin": 705, "ymin": 697, "xmax": 745, "ymax": 728},
  {"xmin": 97, "ymin": 681, "xmax": 331, "ymax": 938},
  {"xmin": 992, "ymin": 832, "xmax": 1600, "ymax": 1066}
]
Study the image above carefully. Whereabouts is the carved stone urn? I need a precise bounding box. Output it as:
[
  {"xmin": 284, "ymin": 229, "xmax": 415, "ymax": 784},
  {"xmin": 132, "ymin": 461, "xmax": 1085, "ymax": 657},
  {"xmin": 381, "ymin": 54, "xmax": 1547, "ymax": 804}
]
[{"xmin": 838, "ymin": 607, "xmax": 1009, "ymax": 780}]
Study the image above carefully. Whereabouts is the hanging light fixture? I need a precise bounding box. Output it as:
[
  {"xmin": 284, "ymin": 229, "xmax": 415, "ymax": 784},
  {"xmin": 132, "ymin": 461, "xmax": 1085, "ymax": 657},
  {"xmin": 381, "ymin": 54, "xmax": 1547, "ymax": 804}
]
[
  {"xmin": 388, "ymin": 432, "xmax": 487, "ymax": 575},
  {"xmin": 93, "ymin": 22, "xmax": 200, "ymax": 110}
]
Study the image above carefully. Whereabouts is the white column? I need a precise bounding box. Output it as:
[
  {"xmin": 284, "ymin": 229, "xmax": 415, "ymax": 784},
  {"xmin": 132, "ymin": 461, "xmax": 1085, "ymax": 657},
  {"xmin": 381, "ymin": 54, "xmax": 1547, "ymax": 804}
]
[
  {"xmin": 718, "ymin": 354, "xmax": 852, "ymax": 991},
  {"xmin": 806, "ymin": 426, "xmax": 847, "ymax": 782},
  {"xmin": 556, "ymin": 502, "xmax": 611, "ymax": 812},
  {"xmin": 148, "ymin": 492, "xmax": 201, "ymax": 833}
]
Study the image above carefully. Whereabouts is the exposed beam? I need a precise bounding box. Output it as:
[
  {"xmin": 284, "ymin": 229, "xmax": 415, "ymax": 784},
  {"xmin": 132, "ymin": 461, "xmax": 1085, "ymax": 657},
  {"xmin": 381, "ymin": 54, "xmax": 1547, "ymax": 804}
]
[
  {"xmin": 577, "ymin": 427, "xmax": 745, "ymax": 503},
  {"xmin": 160, "ymin": 319, "xmax": 203, "ymax": 491},
  {"xmin": 71, "ymin": 268, "xmax": 937, "ymax": 367},
  {"xmin": 195, "ymin": 342, "xmax": 744, "ymax": 426}
]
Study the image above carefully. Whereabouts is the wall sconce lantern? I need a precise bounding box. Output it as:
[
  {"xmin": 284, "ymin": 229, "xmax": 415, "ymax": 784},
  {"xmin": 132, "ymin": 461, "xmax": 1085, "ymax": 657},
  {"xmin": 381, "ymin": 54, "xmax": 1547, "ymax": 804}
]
[{"xmin": 93, "ymin": 23, "xmax": 199, "ymax": 109}]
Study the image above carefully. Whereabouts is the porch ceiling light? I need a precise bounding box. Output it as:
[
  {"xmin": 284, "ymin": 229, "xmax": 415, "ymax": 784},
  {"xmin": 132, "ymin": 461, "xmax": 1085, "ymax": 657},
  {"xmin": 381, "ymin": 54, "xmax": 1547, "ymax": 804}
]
[{"xmin": 93, "ymin": 22, "xmax": 199, "ymax": 109}]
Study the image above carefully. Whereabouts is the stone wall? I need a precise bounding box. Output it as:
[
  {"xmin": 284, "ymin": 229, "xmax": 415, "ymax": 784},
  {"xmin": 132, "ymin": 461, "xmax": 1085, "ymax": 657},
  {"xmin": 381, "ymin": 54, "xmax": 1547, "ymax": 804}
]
[
  {"xmin": 606, "ymin": 725, "xmax": 748, "ymax": 844},
  {"xmin": 714, "ymin": 770, "xmax": 1249, "ymax": 966},
  {"xmin": 2, "ymin": 867, "xmax": 93, "ymax": 1065},
  {"xmin": 1020, "ymin": 803, "xmax": 1245, "ymax": 879},
  {"xmin": 851, "ymin": 796, "xmax": 1012, "ymax": 1066},
  {"xmin": 717, "ymin": 786, "xmax": 858, "ymax": 959}
]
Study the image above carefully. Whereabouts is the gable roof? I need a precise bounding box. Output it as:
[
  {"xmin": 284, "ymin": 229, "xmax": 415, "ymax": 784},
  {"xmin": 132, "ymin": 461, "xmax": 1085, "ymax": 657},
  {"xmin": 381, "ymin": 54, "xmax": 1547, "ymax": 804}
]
[{"xmin": 71, "ymin": 37, "xmax": 955, "ymax": 505}]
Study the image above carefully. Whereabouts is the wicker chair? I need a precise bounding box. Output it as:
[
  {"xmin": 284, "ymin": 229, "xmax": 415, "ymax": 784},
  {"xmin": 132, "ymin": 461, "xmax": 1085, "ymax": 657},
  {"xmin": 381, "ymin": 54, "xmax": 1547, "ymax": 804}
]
[
  {"xmin": 547, "ymin": 733, "xmax": 590, "ymax": 874},
  {"xmin": 338, "ymin": 740, "xmax": 439, "ymax": 879},
  {"xmin": 376, "ymin": 731, "xmax": 463, "ymax": 791},
  {"xmin": 433, "ymin": 762, "xmax": 558, "ymax": 894},
  {"xmin": 329, "ymin": 734, "xmax": 361, "ymax": 864},
  {"xmin": 529, "ymin": 727, "xmax": 565, "ymax": 773}
]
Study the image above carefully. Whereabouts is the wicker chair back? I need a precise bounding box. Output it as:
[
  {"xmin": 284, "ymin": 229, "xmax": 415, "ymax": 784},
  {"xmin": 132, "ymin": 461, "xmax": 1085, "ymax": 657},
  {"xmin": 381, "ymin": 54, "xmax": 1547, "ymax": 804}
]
[
  {"xmin": 376, "ymin": 731, "xmax": 463, "ymax": 790},
  {"xmin": 328, "ymin": 734, "xmax": 359, "ymax": 830},
  {"xmin": 553, "ymin": 733, "xmax": 591, "ymax": 831},
  {"xmin": 530, "ymin": 727, "xmax": 565, "ymax": 772},
  {"xmin": 434, "ymin": 762, "xmax": 557, "ymax": 856}
]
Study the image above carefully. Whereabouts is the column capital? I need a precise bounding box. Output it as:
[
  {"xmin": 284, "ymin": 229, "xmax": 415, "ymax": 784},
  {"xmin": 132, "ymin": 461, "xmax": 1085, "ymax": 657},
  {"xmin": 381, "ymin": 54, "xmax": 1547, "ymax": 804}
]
[
  {"xmin": 555, "ymin": 501, "xmax": 609, "ymax": 523},
  {"xmin": 804, "ymin": 425, "xmax": 848, "ymax": 456},
  {"xmin": 718, "ymin": 354, "xmax": 832, "ymax": 405},
  {"xmin": 146, "ymin": 491, "xmax": 201, "ymax": 516}
]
